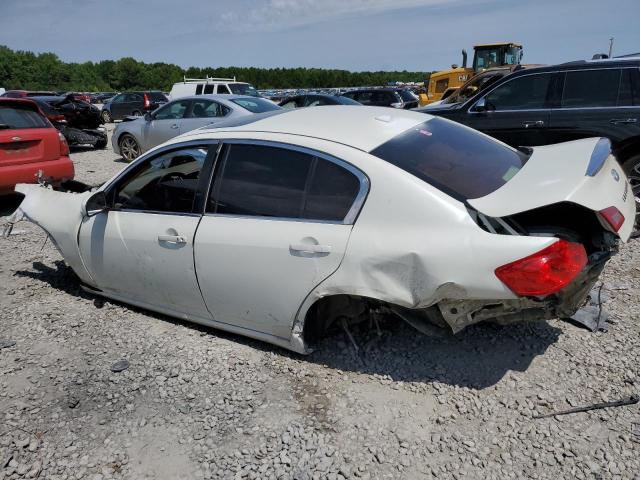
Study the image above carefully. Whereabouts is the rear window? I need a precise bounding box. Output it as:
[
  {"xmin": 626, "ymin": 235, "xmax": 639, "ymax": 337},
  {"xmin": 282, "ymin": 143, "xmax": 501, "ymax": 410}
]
[
  {"xmin": 369, "ymin": 117, "xmax": 529, "ymax": 200},
  {"xmin": 228, "ymin": 83, "xmax": 259, "ymax": 97},
  {"xmin": 0, "ymin": 103, "xmax": 49, "ymax": 129},
  {"xmin": 148, "ymin": 92, "xmax": 168, "ymax": 102},
  {"xmin": 231, "ymin": 98, "xmax": 281, "ymax": 113}
]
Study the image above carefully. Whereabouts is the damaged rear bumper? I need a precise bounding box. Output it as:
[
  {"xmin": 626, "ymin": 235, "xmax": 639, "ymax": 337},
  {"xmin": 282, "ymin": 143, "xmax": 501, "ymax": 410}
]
[{"xmin": 436, "ymin": 250, "xmax": 613, "ymax": 333}]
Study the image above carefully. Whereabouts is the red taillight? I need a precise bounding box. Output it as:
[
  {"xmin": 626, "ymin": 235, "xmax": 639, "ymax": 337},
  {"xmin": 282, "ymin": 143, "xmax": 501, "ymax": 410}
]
[
  {"xmin": 143, "ymin": 93, "xmax": 150, "ymax": 109},
  {"xmin": 58, "ymin": 132, "xmax": 70, "ymax": 156},
  {"xmin": 495, "ymin": 240, "xmax": 587, "ymax": 296},
  {"xmin": 49, "ymin": 114, "xmax": 66, "ymax": 123},
  {"xmin": 599, "ymin": 206, "xmax": 624, "ymax": 232}
]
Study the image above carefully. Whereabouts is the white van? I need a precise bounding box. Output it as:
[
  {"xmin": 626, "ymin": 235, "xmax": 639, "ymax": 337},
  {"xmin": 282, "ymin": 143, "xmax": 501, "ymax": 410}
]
[
  {"xmin": 169, "ymin": 77, "xmax": 260, "ymax": 100},
  {"xmin": 0, "ymin": 88, "xmax": 5, "ymax": 96}
]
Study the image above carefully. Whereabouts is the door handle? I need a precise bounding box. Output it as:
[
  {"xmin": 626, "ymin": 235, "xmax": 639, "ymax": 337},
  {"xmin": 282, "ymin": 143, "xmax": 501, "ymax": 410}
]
[
  {"xmin": 610, "ymin": 118, "xmax": 637, "ymax": 125},
  {"xmin": 158, "ymin": 234, "xmax": 187, "ymax": 244},
  {"xmin": 290, "ymin": 243, "xmax": 332, "ymax": 254},
  {"xmin": 170, "ymin": 124, "xmax": 179, "ymax": 129},
  {"xmin": 522, "ymin": 120, "xmax": 545, "ymax": 128}
]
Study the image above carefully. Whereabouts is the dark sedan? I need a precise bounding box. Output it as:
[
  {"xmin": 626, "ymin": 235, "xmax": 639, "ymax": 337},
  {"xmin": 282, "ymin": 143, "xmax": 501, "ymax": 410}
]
[
  {"xmin": 279, "ymin": 94, "xmax": 361, "ymax": 109},
  {"xmin": 341, "ymin": 88, "xmax": 419, "ymax": 109}
]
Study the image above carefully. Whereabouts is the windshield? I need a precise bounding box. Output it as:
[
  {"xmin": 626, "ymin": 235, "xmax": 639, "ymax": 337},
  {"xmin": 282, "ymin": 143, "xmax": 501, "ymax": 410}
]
[
  {"xmin": 229, "ymin": 83, "xmax": 259, "ymax": 97},
  {"xmin": 369, "ymin": 117, "xmax": 529, "ymax": 200},
  {"xmin": 398, "ymin": 90, "xmax": 417, "ymax": 102},
  {"xmin": 231, "ymin": 97, "xmax": 281, "ymax": 113},
  {"xmin": 443, "ymin": 72, "xmax": 505, "ymax": 104}
]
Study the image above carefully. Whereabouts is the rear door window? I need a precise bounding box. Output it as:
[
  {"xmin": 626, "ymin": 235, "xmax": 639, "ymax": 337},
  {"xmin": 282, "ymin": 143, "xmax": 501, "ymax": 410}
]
[
  {"xmin": 484, "ymin": 74, "xmax": 552, "ymax": 110},
  {"xmin": 561, "ymin": 69, "xmax": 621, "ymax": 108},
  {"xmin": 209, "ymin": 144, "xmax": 312, "ymax": 218},
  {"xmin": 303, "ymin": 159, "xmax": 361, "ymax": 221},
  {"xmin": 617, "ymin": 69, "xmax": 639, "ymax": 106},
  {"xmin": 190, "ymin": 100, "xmax": 228, "ymax": 118},
  {"xmin": 369, "ymin": 117, "xmax": 529, "ymax": 200},
  {"xmin": 0, "ymin": 104, "xmax": 49, "ymax": 129},
  {"xmin": 208, "ymin": 144, "xmax": 365, "ymax": 222}
]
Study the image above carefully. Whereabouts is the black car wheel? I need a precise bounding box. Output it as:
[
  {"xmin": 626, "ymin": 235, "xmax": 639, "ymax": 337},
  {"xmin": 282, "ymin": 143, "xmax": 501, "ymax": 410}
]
[
  {"xmin": 118, "ymin": 134, "xmax": 141, "ymax": 162},
  {"xmin": 623, "ymin": 153, "xmax": 640, "ymax": 238},
  {"xmin": 101, "ymin": 109, "xmax": 112, "ymax": 123}
]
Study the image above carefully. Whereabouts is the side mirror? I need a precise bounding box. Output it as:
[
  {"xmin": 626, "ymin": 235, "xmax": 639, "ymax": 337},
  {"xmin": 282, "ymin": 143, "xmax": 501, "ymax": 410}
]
[
  {"xmin": 84, "ymin": 191, "xmax": 108, "ymax": 217},
  {"xmin": 144, "ymin": 112, "xmax": 152, "ymax": 121}
]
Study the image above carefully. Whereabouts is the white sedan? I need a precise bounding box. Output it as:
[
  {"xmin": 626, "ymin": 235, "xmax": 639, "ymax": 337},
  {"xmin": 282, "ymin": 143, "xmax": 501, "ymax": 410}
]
[{"xmin": 10, "ymin": 106, "xmax": 636, "ymax": 353}]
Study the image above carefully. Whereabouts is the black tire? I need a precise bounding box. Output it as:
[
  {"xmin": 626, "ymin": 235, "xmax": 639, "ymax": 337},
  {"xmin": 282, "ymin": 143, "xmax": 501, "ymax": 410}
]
[
  {"xmin": 118, "ymin": 134, "xmax": 141, "ymax": 162},
  {"xmin": 131, "ymin": 110, "xmax": 142, "ymax": 117},
  {"xmin": 101, "ymin": 109, "xmax": 112, "ymax": 123},
  {"xmin": 94, "ymin": 139, "xmax": 107, "ymax": 150},
  {"xmin": 622, "ymin": 153, "xmax": 640, "ymax": 238}
]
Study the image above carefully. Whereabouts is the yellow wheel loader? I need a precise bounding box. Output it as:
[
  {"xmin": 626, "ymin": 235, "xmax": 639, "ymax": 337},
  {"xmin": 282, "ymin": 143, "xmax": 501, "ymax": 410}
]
[{"xmin": 419, "ymin": 43, "xmax": 523, "ymax": 106}]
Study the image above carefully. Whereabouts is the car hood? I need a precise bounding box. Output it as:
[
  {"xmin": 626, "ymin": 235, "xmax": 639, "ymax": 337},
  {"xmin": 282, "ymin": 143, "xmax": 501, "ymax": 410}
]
[{"xmin": 469, "ymin": 137, "xmax": 636, "ymax": 242}]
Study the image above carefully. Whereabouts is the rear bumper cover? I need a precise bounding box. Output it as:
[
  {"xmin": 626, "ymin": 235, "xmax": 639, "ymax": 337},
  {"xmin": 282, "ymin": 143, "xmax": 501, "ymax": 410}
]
[
  {"xmin": 0, "ymin": 156, "xmax": 74, "ymax": 193},
  {"xmin": 437, "ymin": 250, "xmax": 612, "ymax": 332}
]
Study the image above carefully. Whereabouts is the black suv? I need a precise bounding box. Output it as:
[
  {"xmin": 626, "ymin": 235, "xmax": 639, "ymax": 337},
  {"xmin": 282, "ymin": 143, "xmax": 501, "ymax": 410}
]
[
  {"xmin": 418, "ymin": 58, "xmax": 640, "ymax": 211},
  {"xmin": 341, "ymin": 88, "xmax": 419, "ymax": 109},
  {"xmin": 101, "ymin": 91, "xmax": 168, "ymax": 122}
]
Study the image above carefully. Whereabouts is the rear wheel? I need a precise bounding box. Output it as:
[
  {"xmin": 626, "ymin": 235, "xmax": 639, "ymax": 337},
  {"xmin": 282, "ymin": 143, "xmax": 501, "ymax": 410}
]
[
  {"xmin": 118, "ymin": 134, "xmax": 141, "ymax": 162},
  {"xmin": 622, "ymin": 154, "xmax": 640, "ymax": 238},
  {"xmin": 101, "ymin": 109, "xmax": 112, "ymax": 123}
]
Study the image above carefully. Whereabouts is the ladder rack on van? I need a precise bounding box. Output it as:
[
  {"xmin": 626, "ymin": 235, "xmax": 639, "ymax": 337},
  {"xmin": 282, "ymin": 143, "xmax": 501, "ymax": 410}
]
[{"xmin": 182, "ymin": 76, "xmax": 236, "ymax": 83}]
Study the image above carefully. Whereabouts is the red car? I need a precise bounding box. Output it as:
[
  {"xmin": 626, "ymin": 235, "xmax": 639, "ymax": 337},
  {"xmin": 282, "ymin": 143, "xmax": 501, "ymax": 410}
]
[{"xmin": 0, "ymin": 98, "xmax": 74, "ymax": 194}]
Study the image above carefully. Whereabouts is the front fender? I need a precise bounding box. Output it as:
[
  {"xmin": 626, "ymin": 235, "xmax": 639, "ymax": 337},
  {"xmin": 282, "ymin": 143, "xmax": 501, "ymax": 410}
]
[{"xmin": 13, "ymin": 184, "xmax": 97, "ymax": 286}]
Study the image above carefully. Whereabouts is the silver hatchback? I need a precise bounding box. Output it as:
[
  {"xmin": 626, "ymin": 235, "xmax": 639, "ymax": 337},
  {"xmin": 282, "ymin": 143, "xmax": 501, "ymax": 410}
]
[{"xmin": 112, "ymin": 95, "xmax": 281, "ymax": 161}]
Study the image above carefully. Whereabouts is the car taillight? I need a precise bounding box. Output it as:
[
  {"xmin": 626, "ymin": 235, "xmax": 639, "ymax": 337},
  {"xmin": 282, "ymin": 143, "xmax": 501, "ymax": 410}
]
[
  {"xmin": 598, "ymin": 206, "xmax": 624, "ymax": 232},
  {"xmin": 495, "ymin": 240, "xmax": 587, "ymax": 296},
  {"xmin": 58, "ymin": 132, "xmax": 70, "ymax": 156},
  {"xmin": 143, "ymin": 93, "xmax": 150, "ymax": 109},
  {"xmin": 49, "ymin": 114, "xmax": 66, "ymax": 123}
]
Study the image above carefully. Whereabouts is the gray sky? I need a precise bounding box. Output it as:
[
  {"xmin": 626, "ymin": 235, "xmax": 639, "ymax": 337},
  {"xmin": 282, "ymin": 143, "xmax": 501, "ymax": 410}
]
[{"xmin": 0, "ymin": 0, "xmax": 638, "ymax": 71}]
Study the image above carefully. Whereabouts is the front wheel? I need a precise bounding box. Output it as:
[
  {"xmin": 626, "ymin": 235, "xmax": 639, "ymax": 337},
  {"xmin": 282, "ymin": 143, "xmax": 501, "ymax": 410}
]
[
  {"xmin": 118, "ymin": 134, "xmax": 141, "ymax": 162},
  {"xmin": 622, "ymin": 153, "xmax": 640, "ymax": 238}
]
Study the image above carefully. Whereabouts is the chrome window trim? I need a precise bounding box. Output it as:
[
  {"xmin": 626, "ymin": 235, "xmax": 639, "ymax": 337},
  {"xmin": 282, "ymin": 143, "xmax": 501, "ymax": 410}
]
[
  {"xmin": 469, "ymin": 66, "xmax": 640, "ymax": 114},
  {"xmin": 208, "ymin": 138, "xmax": 370, "ymax": 226}
]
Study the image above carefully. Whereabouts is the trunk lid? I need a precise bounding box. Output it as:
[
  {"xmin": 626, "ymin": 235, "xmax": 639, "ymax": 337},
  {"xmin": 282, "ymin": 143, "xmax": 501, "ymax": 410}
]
[
  {"xmin": 468, "ymin": 137, "xmax": 636, "ymax": 241},
  {"xmin": 0, "ymin": 128, "xmax": 61, "ymax": 167}
]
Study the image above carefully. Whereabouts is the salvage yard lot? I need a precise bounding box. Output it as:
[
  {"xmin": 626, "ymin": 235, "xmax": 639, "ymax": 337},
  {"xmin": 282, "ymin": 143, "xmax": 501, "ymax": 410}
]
[{"xmin": 1, "ymin": 128, "xmax": 639, "ymax": 479}]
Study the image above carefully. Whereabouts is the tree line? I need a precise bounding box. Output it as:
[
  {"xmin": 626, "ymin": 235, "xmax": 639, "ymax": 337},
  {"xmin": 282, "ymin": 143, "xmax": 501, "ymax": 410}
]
[{"xmin": 0, "ymin": 45, "xmax": 429, "ymax": 92}]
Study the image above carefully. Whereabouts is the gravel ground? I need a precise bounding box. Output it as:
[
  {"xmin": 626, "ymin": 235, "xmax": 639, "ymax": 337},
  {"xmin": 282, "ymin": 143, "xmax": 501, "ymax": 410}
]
[{"xmin": 1, "ymin": 126, "xmax": 639, "ymax": 479}]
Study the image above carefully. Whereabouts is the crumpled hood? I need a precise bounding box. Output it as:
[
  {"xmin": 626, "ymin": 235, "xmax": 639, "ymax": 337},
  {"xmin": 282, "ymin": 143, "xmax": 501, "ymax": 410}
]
[{"xmin": 469, "ymin": 138, "xmax": 636, "ymax": 242}]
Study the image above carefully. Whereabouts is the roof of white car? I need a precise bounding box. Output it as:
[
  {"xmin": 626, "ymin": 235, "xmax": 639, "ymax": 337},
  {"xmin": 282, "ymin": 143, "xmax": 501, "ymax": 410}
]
[{"xmin": 197, "ymin": 106, "xmax": 434, "ymax": 152}]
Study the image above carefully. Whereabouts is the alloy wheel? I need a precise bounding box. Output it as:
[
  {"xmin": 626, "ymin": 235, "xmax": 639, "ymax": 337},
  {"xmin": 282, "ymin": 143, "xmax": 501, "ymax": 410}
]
[{"xmin": 119, "ymin": 135, "xmax": 140, "ymax": 162}]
